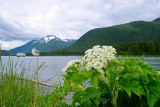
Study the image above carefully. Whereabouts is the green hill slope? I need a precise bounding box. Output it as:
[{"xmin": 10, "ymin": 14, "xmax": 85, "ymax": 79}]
[
  {"xmin": 41, "ymin": 18, "xmax": 160, "ymax": 55},
  {"xmin": 71, "ymin": 18, "xmax": 160, "ymax": 51}
]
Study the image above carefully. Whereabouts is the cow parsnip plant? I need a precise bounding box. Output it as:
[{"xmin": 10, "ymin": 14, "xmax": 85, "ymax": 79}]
[{"xmin": 46, "ymin": 46, "xmax": 160, "ymax": 107}]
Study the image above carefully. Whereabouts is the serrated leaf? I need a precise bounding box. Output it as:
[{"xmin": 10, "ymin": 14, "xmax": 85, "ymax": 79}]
[
  {"xmin": 107, "ymin": 59, "xmax": 119, "ymax": 70},
  {"xmin": 90, "ymin": 76, "xmax": 98, "ymax": 89},
  {"xmin": 147, "ymin": 87, "xmax": 160, "ymax": 107},
  {"xmin": 124, "ymin": 88, "xmax": 131, "ymax": 97},
  {"xmin": 119, "ymin": 78, "xmax": 144, "ymax": 97},
  {"xmin": 80, "ymin": 69, "xmax": 92, "ymax": 78},
  {"xmin": 72, "ymin": 87, "xmax": 103, "ymax": 106},
  {"xmin": 147, "ymin": 81, "xmax": 160, "ymax": 107},
  {"xmin": 89, "ymin": 72, "xmax": 101, "ymax": 88},
  {"xmin": 71, "ymin": 73, "xmax": 89, "ymax": 85}
]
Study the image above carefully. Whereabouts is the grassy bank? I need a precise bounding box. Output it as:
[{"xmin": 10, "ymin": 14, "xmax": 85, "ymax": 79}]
[{"xmin": 0, "ymin": 58, "xmax": 52, "ymax": 107}]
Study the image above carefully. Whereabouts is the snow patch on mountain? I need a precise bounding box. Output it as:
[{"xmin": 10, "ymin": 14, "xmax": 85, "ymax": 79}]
[
  {"xmin": 33, "ymin": 41, "xmax": 37, "ymax": 43},
  {"xmin": 43, "ymin": 35, "xmax": 56, "ymax": 43},
  {"xmin": 62, "ymin": 39, "xmax": 68, "ymax": 42}
]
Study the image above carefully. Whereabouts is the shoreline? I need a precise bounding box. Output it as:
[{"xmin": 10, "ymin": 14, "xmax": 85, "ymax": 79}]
[{"xmin": 1, "ymin": 55, "xmax": 160, "ymax": 57}]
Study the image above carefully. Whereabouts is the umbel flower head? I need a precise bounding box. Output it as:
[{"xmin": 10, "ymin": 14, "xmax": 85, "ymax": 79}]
[
  {"xmin": 83, "ymin": 45, "xmax": 116, "ymax": 73},
  {"xmin": 32, "ymin": 48, "xmax": 39, "ymax": 56},
  {"xmin": 62, "ymin": 60, "xmax": 82, "ymax": 72}
]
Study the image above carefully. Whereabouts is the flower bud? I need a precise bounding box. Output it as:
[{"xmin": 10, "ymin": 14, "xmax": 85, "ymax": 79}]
[{"xmin": 72, "ymin": 85, "xmax": 84, "ymax": 92}]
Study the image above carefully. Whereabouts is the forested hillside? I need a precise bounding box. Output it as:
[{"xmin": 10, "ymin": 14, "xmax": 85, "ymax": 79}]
[
  {"xmin": 115, "ymin": 42, "xmax": 160, "ymax": 55},
  {"xmin": 40, "ymin": 18, "xmax": 160, "ymax": 56},
  {"xmin": 69, "ymin": 18, "xmax": 160, "ymax": 51},
  {"xmin": 39, "ymin": 42, "xmax": 160, "ymax": 56}
]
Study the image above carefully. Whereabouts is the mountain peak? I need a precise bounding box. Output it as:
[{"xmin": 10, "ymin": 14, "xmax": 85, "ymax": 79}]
[
  {"xmin": 10, "ymin": 34, "xmax": 76, "ymax": 53},
  {"xmin": 46, "ymin": 35, "xmax": 56, "ymax": 38},
  {"xmin": 42, "ymin": 35, "xmax": 58, "ymax": 43}
]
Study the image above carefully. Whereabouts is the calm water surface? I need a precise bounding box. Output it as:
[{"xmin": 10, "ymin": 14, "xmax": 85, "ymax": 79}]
[{"xmin": 1, "ymin": 56, "xmax": 160, "ymax": 85}]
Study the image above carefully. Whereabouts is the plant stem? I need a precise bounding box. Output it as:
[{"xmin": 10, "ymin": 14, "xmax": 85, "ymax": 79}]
[
  {"xmin": 105, "ymin": 83, "xmax": 117, "ymax": 107},
  {"xmin": 1, "ymin": 96, "xmax": 2, "ymax": 107},
  {"xmin": 90, "ymin": 99, "xmax": 97, "ymax": 106},
  {"xmin": 34, "ymin": 56, "xmax": 38, "ymax": 107}
]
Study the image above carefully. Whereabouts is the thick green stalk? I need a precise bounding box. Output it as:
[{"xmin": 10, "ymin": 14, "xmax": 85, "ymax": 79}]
[
  {"xmin": 90, "ymin": 99, "xmax": 97, "ymax": 106},
  {"xmin": 105, "ymin": 83, "xmax": 117, "ymax": 107}
]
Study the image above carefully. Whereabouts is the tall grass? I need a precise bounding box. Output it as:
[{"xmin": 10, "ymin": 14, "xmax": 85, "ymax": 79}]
[{"xmin": 0, "ymin": 57, "xmax": 50, "ymax": 107}]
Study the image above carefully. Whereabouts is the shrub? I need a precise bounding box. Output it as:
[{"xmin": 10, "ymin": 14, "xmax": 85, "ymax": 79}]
[{"xmin": 46, "ymin": 45, "xmax": 160, "ymax": 107}]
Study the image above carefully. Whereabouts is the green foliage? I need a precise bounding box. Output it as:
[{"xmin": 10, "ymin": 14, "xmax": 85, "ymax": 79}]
[
  {"xmin": 106, "ymin": 57, "xmax": 160, "ymax": 107},
  {"xmin": 72, "ymin": 87, "xmax": 105, "ymax": 106},
  {"xmin": 45, "ymin": 84, "xmax": 69, "ymax": 106},
  {"xmin": 46, "ymin": 56, "xmax": 160, "ymax": 107}
]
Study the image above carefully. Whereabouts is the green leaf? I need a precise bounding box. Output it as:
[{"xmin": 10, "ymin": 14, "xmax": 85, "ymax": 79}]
[
  {"xmin": 119, "ymin": 78, "xmax": 144, "ymax": 97},
  {"xmin": 89, "ymin": 72, "xmax": 101, "ymax": 88},
  {"xmin": 147, "ymin": 81, "xmax": 160, "ymax": 107},
  {"xmin": 106, "ymin": 59, "xmax": 119, "ymax": 70},
  {"xmin": 72, "ymin": 87, "xmax": 103, "ymax": 106},
  {"xmin": 71, "ymin": 73, "xmax": 89, "ymax": 85},
  {"xmin": 90, "ymin": 76, "xmax": 98, "ymax": 89},
  {"xmin": 140, "ymin": 56, "xmax": 144, "ymax": 61},
  {"xmin": 80, "ymin": 69, "xmax": 92, "ymax": 78}
]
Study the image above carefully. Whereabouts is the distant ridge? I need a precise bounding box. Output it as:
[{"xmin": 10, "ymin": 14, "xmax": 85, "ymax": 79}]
[
  {"xmin": 10, "ymin": 35, "xmax": 76, "ymax": 53},
  {"xmin": 152, "ymin": 18, "xmax": 160, "ymax": 22},
  {"xmin": 41, "ymin": 17, "xmax": 160, "ymax": 55}
]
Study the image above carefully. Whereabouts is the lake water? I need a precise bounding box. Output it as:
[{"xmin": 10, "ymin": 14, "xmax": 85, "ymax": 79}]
[{"xmin": 0, "ymin": 56, "xmax": 160, "ymax": 85}]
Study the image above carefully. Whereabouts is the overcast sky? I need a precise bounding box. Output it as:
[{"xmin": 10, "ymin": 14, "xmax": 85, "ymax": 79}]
[{"xmin": 0, "ymin": 0, "xmax": 160, "ymax": 50}]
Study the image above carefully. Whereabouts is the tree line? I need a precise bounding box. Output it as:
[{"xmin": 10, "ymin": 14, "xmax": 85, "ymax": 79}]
[
  {"xmin": 38, "ymin": 41, "xmax": 160, "ymax": 56},
  {"xmin": 114, "ymin": 41, "xmax": 160, "ymax": 55}
]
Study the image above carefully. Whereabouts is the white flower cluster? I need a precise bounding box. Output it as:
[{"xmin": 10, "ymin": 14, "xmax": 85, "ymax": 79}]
[
  {"xmin": 62, "ymin": 60, "xmax": 82, "ymax": 72},
  {"xmin": 62, "ymin": 45, "xmax": 116, "ymax": 74},
  {"xmin": 83, "ymin": 45, "xmax": 116, "ymax": 73}
]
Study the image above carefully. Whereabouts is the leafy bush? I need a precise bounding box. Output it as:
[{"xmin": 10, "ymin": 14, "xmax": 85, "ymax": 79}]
[{"xmin": 46, "ymin": 45, "xmax": 160, "ymax": 107}]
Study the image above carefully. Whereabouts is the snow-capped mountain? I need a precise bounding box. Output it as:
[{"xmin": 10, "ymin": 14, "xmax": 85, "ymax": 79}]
[
  {"xmin": 43, "ymin": 35, "xmax": 56, "ymax": 43},
  {"xmin": 10, "ymin": 35, "xmax": 77, "ymax": 53},
  {"xmin": 39, "ymin": 35, "xmax": 60, "ymax": 43}
]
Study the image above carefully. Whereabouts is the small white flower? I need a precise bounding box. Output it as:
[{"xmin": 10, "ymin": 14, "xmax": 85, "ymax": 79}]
[
  {"xmin": 32, "ymin": 48, "xmax": 39, "ymax": 56},
  {"xmin": 62, "ymin": 60, "xmax": 82, "ymax": 72}
]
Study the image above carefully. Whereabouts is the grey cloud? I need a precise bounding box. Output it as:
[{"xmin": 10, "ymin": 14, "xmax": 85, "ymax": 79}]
[
  {"xmin": 0, "ymin": 15, "xmax": 41, "ymax": 41},
  {"xmin": 0, "ymin": 15, "xmax": 17, "ymax": 32},
  {"xmin": 0, "ymin": 0, "xmax": 160, "ymax": 41}
]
